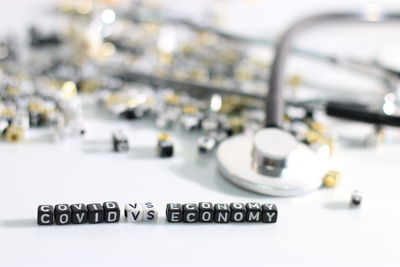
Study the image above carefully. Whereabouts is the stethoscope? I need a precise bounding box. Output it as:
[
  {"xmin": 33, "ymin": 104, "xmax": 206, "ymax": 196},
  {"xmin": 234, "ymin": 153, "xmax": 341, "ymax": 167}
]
[{"xmin": 217, "ymin": 9, "xmax": 400, "ymax": 197}]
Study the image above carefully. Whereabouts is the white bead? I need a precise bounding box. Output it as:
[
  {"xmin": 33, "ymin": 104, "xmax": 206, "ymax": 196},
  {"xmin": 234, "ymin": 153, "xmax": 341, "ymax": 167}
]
[
  {"xmin": 125, "ymin": 203, "xmax": 143, "ymax": 222},
  {"xmin": 141, "ymin": 202, "xmax": 158, "ymax": 222}
]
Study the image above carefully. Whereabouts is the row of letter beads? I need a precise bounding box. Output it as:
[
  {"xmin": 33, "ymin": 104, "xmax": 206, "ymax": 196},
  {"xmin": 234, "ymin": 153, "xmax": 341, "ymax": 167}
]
[
  {"xmin": 166, "ymin": 202, "xmax": 278, "ymax": 223},
  {"xmin": 38, "ymin": 202, "xmax": 120, "ymax": 225}
]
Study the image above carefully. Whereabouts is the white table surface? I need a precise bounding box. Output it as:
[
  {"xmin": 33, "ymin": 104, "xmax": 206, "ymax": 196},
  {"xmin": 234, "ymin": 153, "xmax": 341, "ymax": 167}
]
[{"xmin": 1, "ymin": 1, "xmax": 400, "ymax": 266}]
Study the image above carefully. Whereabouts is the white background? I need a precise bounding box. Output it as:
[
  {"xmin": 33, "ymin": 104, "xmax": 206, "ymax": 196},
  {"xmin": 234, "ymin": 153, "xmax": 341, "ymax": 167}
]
[{"xmin": 1, "ymin": 1, "xmax": 400, "ymax": 267}]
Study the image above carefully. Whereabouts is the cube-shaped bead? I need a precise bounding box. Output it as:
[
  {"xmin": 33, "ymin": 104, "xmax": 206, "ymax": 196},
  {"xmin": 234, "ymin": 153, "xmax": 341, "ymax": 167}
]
[
  {"xmin": 112, "ymin": 132, "xmax": 129, "ymax": 152},
  {"xmin": 158, "ymin": 141, "xmax": 174, "ymax": 158},
  {"xmin": 103, "ymin": 201, "xmax": 120, "ymax": 223},
  {"xmin": 87, "ymin": 203, "xmax": 104, "ymax": 224},
  {"xmin": 142, "ymin": 202, "xmax": 158, "ymax": 222},
  {"xmin": 198, "ymin": 202, "xmax": 214, "ymax": 223},
  {"xmin": 166, "ymin": 203, "xmax": 182, "ymax": 223},
  {"xmin": 54, "ymin": 204, "xmax": 71, "ymax": 225},
  {"xmin": 70, "ymin": 203, "xmax": 88, "ymax": 224},
  {"xmin": 230, "ymin": 203, "xmax": 246, "ymax": 222},
  {"xmin": 351, "ymin": 190, "xmax": 363, "ymax": 206},
  {"xmin": 125, "ymin": 203, "xmax": 143, "ymax": 222},
  {"xmin": 246, "ymin": 202, "xmax": 261, "ymax": 222},
  {"xmin": 214, "ymin": 203, "xmax": 230, "ymax": 223},
  {"xmin": 37, "ymin": 205, "xmax": 54, "ymax": 225},
  {"xmin": 261, "ymin": 204, "xmax": 278, "ymax": 223},
  {"xmin": 182, "ymin": 203, "xmax": 198, "ymax": 223}
]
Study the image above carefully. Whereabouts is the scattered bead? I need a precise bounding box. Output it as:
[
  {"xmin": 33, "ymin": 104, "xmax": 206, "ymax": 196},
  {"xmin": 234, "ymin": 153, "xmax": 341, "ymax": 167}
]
[
  {"xmin": 351, "ymin": 190, "xmax": 363, "ymax": 207},
  {"xmin": 197, "ymin": 136, "xmax": 217, "ymax": 153},
  {"xmin": 323, "ymin": 170, "xmax": 341, "ymax": 188},
  {"xmin": 112, "ymin": 131, "xmax": 129, "ymax": 152},
  {"xmin": 157, "ymin": 133, "xmax": 174, "ymax": 158}
]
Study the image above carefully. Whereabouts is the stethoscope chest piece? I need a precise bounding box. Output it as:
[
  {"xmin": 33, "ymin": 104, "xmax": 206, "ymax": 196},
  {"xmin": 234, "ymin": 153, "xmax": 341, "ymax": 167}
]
[{"xmin": 217, "ymin": 128, "xmax": 328, "ymax": 197}]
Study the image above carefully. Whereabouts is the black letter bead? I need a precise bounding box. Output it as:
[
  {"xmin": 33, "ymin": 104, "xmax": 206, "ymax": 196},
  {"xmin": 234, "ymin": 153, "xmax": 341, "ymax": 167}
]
[
  {"xmin": 37, "ymin": 205, "xmax": 54, "ymax": 225},
  {"xmin": 54, "ymin": 204, "xmax": 71, "ymax": 225},
  {"xmin": 230, "ymin": 203, "xmax": 246, "ymax": 222},
  {"xmin": 103, "ymin": 201, "xmax": 120, "ymax": 223},
  {"xmin": 261, "ymin": 204, "xmax": 278, "ymax": 223},
  {"xmin": 182, "ymin": 203, "xmax": 198, "ymax": 223},
  {"xmin": 246, "ymin": 202, "xmax": 261, "ymax": 222},
  {"xmin": 70, "ymin": 203, "xmax": 88, "ymax": 224},
  {"xmin": 198, "ymin": 202, "xmax": 214, "ymax": 223},
  {"xmin": 158, "ymin": 141, "xmax": 174, "ymax": 158},
  {"xmin": 87, "ymin": 203, "xmax": 104, "ymax": 224},
  {"xmin": 214, "ymin": 204, "xmax": 230, "ymax": 223},
  {"xmin": 166, "ymin": 203, "xmax": 182, "ymax": 223},
  {"xmin": 112, "ymin": 132, "xmax": 129, "ymax": 152}
]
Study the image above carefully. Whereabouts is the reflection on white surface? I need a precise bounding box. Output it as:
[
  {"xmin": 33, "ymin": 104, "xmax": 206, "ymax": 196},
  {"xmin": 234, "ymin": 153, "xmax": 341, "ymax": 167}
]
[
  {"xmin": 363, "ymin": 4, "xmax": 383, "ymax": 22},
  {"xmin": 157, "ymin": 28, "xmax": 177, "ymax": 54},
  {"xmin": 101, "ymin": 9, "xmax": 116, "ymax": 25}
]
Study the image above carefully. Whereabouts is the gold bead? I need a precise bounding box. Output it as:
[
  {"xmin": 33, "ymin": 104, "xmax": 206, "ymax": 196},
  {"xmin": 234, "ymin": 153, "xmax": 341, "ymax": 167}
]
[
  {"xmin": 200, "ymin": 31, "xmax": 218, "ymax": 46},
  {"xmin": 234, "ymin": 68, "xmax": 253, "ymax": 81},
  {"xmin": 105, "ymin": 93, "xmax": 123, "ymax": 104},
  {"xmin": 159, "ymin": 53, "xmax": 173, "ymax": 65},
  {"xmin": 165, "ymin": 94, "xmax": 180, "ymax": 106},
  {"xmin": 310, "ymin": 122, "xmax": 327, "ymax": 133},
  {"xmin": 5, "ymin": 125, "xmax": 25, "ymax": 143},
  {"xmin": 305, "ymin": 130, "xmax": 320, "ymax": 143},
  {"xmin": 79, "ymin": 79, "xmax": 101, "ymax": 93},
  {"xmin": 323, "ymin": 170, "xmax": 341, "ymax": 188},
  {"xmin": 28, "ymin": 102, "xmax": 45, "ymax": 113},
  {"xmin": 288, "ymin": 75, "xmax": 303, "ymax": 87},
  {"xmin": 158, "ymin": 133, "xmax": 171, "ymax": 142},
  {"xmin": 61, "ymin": 81, "xmax": 77, "ymax": 99},
  {"xmin": 75, "ymin": 0, "xmax": 93, "ymax": 15},
  {"xmin": 230, "ymin": 117, "xmax": 245, "ymax": 134},
  {"xmin": 1, "ymin": 107, "xmax": 16, "ymax": 118},
  {"xmin": 182, "ymin": 105, "xmax": 198, "ymax": 115},
  {"xmin": 6, "ymin": 87, "xmax": 20, "ymax": 97}
]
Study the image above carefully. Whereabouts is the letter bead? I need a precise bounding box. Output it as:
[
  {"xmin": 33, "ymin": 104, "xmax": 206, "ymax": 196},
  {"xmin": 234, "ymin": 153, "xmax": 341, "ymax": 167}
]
[
  {"xmin": 70, "ymin": 203, "xmax": 88, "ymax": 224},
  {"xmin": 182, "ymin": 203, "xmax": 199, "ymax": 223},
  {"xmin": 37, "ymin": 205, "xmax": 54, "ymax": 225},
  {"xmin": 246, "ymin": 202, "xmax": 261, "ymax": 222},
  {"xmin": 351, "ymin": 190, "xmax": 363, "ymax": 206},
  {"xmin": 166, "ymin": 203, "xmax": 182, "ymax": 223},
  {"xmin": 142, "ymin": 202, "xmax": 158, "ymax": 222},
  {"xmin": 112, "ymin": 131, "xmax": 129, "ymax": 152},
  {"xmin": 103, "ymin": 201, "xmax": 120, "ymax": 223},
  {"xmin": 198, "ymin": 202, "xmax": 214, "ymax": 223},
  {"xmin": 230, "ymin": 203, "xmax": 246, "ymax": 222},
  {"xmin": 87, "ymin": 203, "xmax": 104, "ymax": 224},
  {"xmin": 125, "ymin": 203, "xmax": 143, "ymax": 222},
  {"xmin": 261, "ymin": 204, "xmax": 278, "ymax": 223},
  {"xmin": 214, "ymin": 203, "xmax": 230, "ymax": 223},
  {"xmin": 54, "ymin": 204, "xmax": 71, "ymax": 225}
]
